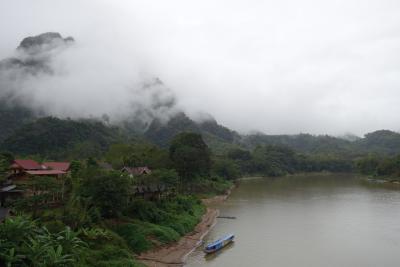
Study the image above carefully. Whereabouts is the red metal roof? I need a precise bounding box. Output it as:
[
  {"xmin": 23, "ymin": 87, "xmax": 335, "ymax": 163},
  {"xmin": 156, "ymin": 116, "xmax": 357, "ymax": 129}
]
[
  {"xmin": 26, "ymin": 170, "xmax": 66, "ymax": 175},
  {"xmin": 43, "ymin": 162, "xmax": 70, "ymax": 172},
  {"xmin": 12, "ymin": 159, "xmax": 42, "ymax": 170}
]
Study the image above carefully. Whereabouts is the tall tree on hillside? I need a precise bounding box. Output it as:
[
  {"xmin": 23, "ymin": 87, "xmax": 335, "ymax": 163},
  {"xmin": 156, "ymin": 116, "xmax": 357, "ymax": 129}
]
[
  {"xmin": 169, "ymin": 133, "xmax": 211, "ymax": 188},
  {"xmin": 81, "ymin": 171, "xmax": 130, "ymax": 218}
]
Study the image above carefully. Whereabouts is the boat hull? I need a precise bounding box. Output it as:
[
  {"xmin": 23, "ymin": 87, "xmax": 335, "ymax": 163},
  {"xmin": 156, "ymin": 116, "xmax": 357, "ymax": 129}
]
[{"xmin": 204, "ymin": 234, "xmax": 235, "ymax": 254}]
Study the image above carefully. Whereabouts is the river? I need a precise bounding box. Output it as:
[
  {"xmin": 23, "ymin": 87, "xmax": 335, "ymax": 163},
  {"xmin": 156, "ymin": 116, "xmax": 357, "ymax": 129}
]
[{"xmin": 186, "ymin": 174, "xmax": 400, "ymax": 267}]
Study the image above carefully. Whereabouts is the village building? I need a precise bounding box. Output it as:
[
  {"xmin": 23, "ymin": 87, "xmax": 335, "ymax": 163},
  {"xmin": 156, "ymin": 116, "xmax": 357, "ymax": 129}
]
[
  {"xmin": 9, "ymin": 159, "xmax": 70, "ymax": 179},
  {"xmin": 121, "ymin": 166, "xmax": 152, "ymax": 177},
  {"xmin": 43, "ymin": 162, "xmax": 70, "ymax": 172}
]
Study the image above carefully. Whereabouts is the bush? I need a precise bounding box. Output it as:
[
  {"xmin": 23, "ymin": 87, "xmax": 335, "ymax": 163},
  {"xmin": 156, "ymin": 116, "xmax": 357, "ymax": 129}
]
[{"xmin": 113, "ymin": 223, "xmax": 152, "ymax": 253}]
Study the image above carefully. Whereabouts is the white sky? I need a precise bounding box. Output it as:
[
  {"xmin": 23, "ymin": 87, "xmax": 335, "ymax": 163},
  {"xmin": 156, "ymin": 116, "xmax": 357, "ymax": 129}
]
[{"xmin": 1, "ymin": 0, "xmax": 400, "ymax": 135}]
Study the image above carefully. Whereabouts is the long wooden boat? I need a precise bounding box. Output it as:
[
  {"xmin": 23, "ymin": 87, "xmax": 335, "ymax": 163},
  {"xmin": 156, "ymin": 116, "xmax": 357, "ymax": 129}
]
[{"xmin": 204, "ymin": 234, "xmax": 235, "ymax": 254}]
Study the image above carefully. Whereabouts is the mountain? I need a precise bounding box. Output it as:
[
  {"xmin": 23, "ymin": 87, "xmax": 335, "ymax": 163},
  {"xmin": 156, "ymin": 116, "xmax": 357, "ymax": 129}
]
[
  {"xmin": 241, "ymin": 133, "xmax": 354, "ymax": 156},
  {"xmin": 1, "ymin": 32, "xmax": 400, "ymax": 160},
  {"xmin": 354, "ymin": 130, "xmax": 400, "ymax": 155},
  {"xmin": 1, "ymin": 117, "xmax": 121, "ymax": 159},
  {"xmin": 0, "ymin": 32, "xmax": 76, "ymax": 143},
  {"xmin": 144, "ymin": 112, "xmax": 241, "ymax": 153},
  {"xmin": 0, "ymin": 32, "xmax": 74, "ymax": 74}
]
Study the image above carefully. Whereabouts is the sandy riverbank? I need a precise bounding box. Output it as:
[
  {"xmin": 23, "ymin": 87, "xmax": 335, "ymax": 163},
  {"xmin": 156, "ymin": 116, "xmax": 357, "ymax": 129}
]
[
  {"xmin": 137, "ymin": 208, "xmax": 219, "ymax": 267},
  {"xmin": 138, "ymin": 187, "xmax": 234, "ymax": 267}
]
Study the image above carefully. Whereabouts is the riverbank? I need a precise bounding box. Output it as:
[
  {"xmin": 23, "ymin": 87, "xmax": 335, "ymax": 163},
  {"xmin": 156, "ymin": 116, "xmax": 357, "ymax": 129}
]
[
  {"xmin": 361, "ymin": 176, "xmax": 400, "ymax": 186},
  {"xmin": 138, "ymin": 187, "xmax": 234, "ymax": 267}
]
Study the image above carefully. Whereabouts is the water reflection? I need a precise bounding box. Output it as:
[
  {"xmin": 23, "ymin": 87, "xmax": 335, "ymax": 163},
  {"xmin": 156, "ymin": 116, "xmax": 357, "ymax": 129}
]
[{"xmin": 204, "ymin": 242, "xmax": 235, "ymax": 262}]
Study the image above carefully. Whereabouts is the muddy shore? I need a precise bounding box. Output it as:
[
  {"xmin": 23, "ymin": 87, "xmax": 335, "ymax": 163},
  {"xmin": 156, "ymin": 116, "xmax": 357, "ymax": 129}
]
[{"xmin": 138, "ymin": 187, "xmax": 234, "ymax": 267}]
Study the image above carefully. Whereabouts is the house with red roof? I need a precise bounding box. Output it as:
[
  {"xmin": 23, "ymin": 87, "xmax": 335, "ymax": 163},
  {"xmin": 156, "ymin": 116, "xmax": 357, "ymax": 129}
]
[
  {"xmin": 10, "ymin": 159, "xmax": 70, "ymax": 179},
  {"xmin": 43, "ymin": 162, "xmax": 70, "ymax": 172},
  {"xmin": 10, "ymin": 159, "xmax": 43, "ymax": 174}
]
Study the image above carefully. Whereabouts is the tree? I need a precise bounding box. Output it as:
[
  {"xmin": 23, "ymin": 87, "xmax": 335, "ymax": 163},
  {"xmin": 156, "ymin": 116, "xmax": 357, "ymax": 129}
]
[
  {"xmin": 146, "ymin": 169, "xmax": 179, "ymax": 188},
  {"xmin": 81, "ymin": 171, "xmax": 130, "ymax": 218},
  {"xmin": 376, "ymin": 155, "xmax": 400, "ymax": 177},
  {"xmin": 123, "ymin": 143, "xmax": 170, "ymax": 169},
  {"xmin": 212, "ymin": 158, "xmax": 241, "ymax": 180},
  {"xmin": 355, "ymin": 155, "xmax": 380, "ymax": 175},
  {"xmin": 251, "ymin": 145, "xmax": 298, "ymax": 176},
  {"xmin": 105, "ymin": 143, "xmax": 171, "ymax": 169},
  {"xmin": 227, "ymin": 148, "xmax": 251, "ymax": 161},
  {"xmin": 0, "ymin": 152, "xmax": 13, "ymax": 184},
  {"xmin": 169, "ymin": 133, "xmax": 211, "ymax": 187}
]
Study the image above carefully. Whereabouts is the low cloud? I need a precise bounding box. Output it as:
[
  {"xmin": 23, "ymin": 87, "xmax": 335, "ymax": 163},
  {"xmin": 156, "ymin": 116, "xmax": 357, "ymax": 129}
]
[{"xmin": 1, "ymin": 0, "xmax": 400, "ymax": 135}]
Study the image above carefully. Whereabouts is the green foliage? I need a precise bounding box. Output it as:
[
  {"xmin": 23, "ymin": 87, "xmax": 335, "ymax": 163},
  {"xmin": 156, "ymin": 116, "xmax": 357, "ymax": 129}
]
[
  {"xmin": 356, "ymin": 154, "xmax": 400, "ymax": 179},
  {"xmin": 123, "ymin": 143, "xmax": 171, "ymax": 169},
  {"xmin": 376, "ymin": 156, "xmax": 400, "ymax": 176},
  {"xmin": 113, "ymin": 223, "xmax": 152, "ymax": 253},
  {"xmin": 0, "ymin": 216, "xmax": 87, "ymax": 267},
  {"xmin": 81, "ymin": 171, "xmax": 131, "ymax": 218},
  {"xmin": 212, "ymin": 157, "xmax": 241, "ymax": 180},
  {"xmin": 79, "ymin": 226, "xmax": 144, "ymax": 266},
  {"xmin": 144, "ymin": 112, "xmax": 239, "ymax": 148},
  {"xmin": 356, "ymin": 130, "xmax": 400, "ymax": 155},
  {"xmin": 251, "ymin": 145, "xmax": 298, "ymax": 176},
  {"xmin": 193, "ymin": 176, "xmax": 233, "ymax": 195},
  {"xmin": 116, "ymin": 195, "xmax": 205, "ymax": 252},
  {"xmin": 105, "ymin": 142, "xmax": 171, "ymax": 170},
  {"xmin": 227, "ymin": 148, "xmax": 252, "ymax": 161},
  {"xmin": 170, "ymin": 132, "xmax": 211, "ymax": 185},
  {"xmin": 355, "ymin": 155, "xmax": 381, "ymax": 175},
  {"xmin": 1, "ymin": 117, "xmax": 121, "ymax": 158},
  {"xmin": 134, "ymin": 169, "xmax": 179, "ymax": 188},
  {"xmin": 0, "ymin": 100, "xmax": 36, "ymax": 143},
  {"xmin": 70, "ymin": 160, "xmax": 82, "ymax": 178},
  {"xmin": 63, "ymin": 195, "xmax": 101, "ymax": 229}
]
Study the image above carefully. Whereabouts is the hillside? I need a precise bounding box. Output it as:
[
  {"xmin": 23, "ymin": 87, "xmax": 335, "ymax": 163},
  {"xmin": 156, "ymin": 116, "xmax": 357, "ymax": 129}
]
[
  {"xmin": 354, "ymin": 130, "xmax": 400, "ymax": 155},
  {"xmin": 144, "ymin": 112, "xmax": 241, "ymax": 152},
  {"xmin": 1, "ymin": 117, "xmax": 122, "ymax": 159}
]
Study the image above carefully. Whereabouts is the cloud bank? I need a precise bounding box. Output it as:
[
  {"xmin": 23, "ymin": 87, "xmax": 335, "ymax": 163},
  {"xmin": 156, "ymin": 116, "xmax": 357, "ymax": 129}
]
[{"xmin": 1, "ymin": 0, "xmax": 400, "ymax": 135}]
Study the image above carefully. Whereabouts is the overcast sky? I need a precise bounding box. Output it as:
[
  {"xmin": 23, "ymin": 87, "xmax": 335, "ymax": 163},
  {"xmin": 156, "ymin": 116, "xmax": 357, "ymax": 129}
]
[{"xmin": 1, "ymin": 0, "xmax": 400, "ymax": 136}]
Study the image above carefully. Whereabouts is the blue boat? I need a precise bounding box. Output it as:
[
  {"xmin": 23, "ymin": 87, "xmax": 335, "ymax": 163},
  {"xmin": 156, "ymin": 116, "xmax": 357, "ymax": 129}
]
[{"xmin": 204, "ymin": 234, "xmax": 235, "ymax": 253}]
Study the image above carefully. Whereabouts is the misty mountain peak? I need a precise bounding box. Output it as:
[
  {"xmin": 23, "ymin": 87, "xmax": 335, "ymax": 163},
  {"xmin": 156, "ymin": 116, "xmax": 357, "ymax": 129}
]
[{"xmin": 17, "ymin": 32, "xmax": 74, "ymax": 54}]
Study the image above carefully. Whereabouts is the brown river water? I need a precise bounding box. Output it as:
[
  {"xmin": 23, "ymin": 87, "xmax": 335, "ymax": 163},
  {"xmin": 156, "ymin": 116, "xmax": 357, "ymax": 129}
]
[{"xmin": 186, "ymin": 174, "xmax": 400, "ymax": 267}]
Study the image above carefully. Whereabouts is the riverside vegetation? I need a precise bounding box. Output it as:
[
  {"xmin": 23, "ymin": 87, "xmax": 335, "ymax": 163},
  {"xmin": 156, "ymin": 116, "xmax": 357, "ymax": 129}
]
[{"xmin": 2, "ymin": 116, "xmax": 400, "ymax": 266}]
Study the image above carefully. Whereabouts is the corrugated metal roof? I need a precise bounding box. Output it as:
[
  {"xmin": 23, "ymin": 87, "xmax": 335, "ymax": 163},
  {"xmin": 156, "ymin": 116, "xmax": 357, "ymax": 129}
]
[
  {"xmin": 43, "ymin": 162, "xmax": 70, "ymax": 171},
  {"xmin": 13, "ymin": 159, "xmax": 42, "ymax": 170}
]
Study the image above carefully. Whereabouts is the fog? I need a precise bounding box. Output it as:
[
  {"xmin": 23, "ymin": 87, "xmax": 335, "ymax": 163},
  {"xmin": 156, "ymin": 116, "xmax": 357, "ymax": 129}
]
[{"xmin": 1, "ymin": 0, "xmax": 400, "ymax": 136}]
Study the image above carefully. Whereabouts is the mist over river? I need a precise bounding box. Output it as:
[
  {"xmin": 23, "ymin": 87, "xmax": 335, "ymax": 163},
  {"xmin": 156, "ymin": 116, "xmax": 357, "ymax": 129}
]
[{"xmin": 186, "ymin": 174, "xmax": 400, "ymax": 267}]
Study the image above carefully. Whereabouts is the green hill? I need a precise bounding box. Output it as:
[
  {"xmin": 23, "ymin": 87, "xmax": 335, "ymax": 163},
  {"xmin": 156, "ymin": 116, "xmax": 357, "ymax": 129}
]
[{"xmin": 1, "ymin": 117, "xmax": 122, "ymax": 159}]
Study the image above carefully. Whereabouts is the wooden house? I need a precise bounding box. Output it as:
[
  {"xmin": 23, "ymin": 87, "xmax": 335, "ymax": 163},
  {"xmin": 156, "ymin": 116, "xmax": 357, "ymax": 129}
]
[{"xmin": 9, "ymin": 159, "xmax": 69, "ymax": 179}]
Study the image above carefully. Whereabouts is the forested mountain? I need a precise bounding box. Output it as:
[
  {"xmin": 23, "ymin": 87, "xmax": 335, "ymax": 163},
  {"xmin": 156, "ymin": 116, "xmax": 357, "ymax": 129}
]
[
  {"xmin": 241, "ymin": 130, "xmax": 400, "ymax": 157},
  {"xmin": 241, "ymin": 133, "xmax": 353, "ymax": 156},
  {"xmin": 354, "ymin": 130, "xmax": 400, "ymax": 155},
  {"xmin": 0, "ymin": 99, "xmax": 37, "ymax": 142},
  {"xmin": 144, "ymin": 112, "xmax": 240, "ymax": 151},
  {"xmin": 1, "ymin": 117, "xmax": 122, "ymax": 159}
]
